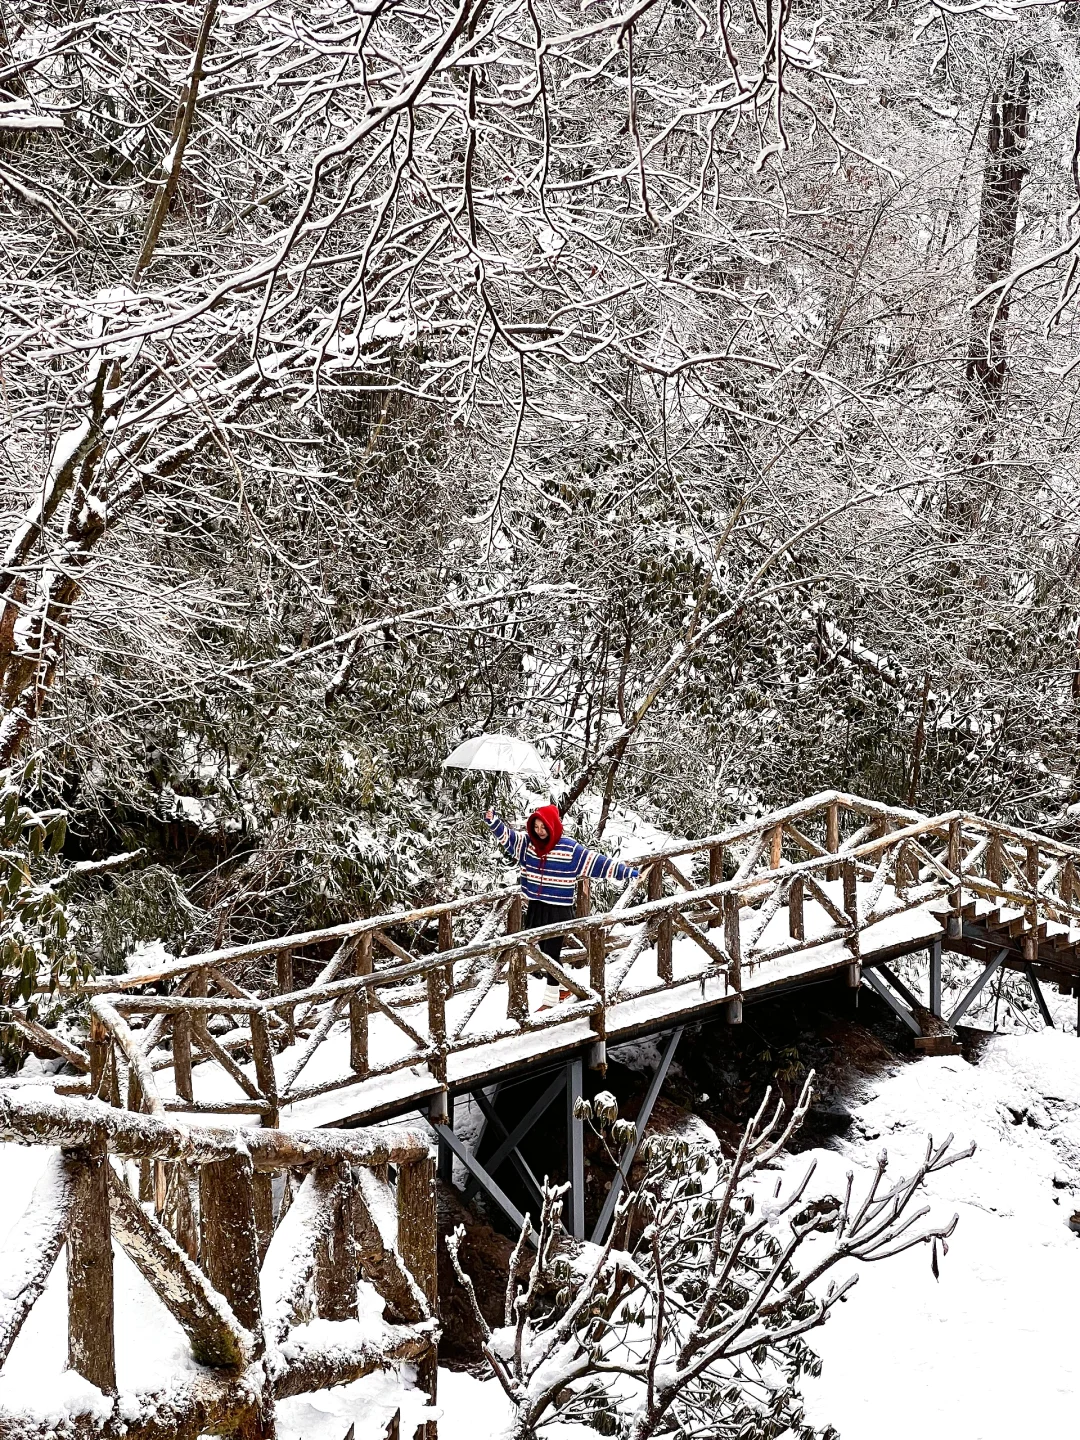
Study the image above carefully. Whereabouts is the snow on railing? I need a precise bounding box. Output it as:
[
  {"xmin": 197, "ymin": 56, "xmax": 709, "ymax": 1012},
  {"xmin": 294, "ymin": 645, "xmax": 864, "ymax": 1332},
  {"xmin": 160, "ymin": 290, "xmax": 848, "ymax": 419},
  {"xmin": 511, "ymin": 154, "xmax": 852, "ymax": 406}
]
[{"xmin": 0, "ymin": 1090, "xmax": 438, "ymax": 1439}]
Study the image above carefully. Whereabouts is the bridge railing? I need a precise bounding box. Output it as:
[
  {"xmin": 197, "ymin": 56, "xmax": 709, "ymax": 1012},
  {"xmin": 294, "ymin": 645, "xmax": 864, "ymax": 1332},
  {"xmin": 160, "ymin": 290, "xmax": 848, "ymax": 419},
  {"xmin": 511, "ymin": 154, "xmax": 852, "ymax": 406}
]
[
  {"xmin": 0, "ymin": 1089, "xmax": 438, "ymax": 1438},
  {"xmin": 34, "ymin": 792, "xmax": 1080, "ymax": 1128}
]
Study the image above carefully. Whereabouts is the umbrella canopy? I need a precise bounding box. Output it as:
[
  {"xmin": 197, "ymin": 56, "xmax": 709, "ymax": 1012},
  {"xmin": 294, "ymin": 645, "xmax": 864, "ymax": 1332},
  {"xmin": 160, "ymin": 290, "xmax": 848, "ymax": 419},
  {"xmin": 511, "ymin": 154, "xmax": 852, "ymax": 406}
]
[{"xmin": 443, "ymin": 733, "xmax": 551, "ymax": 778}]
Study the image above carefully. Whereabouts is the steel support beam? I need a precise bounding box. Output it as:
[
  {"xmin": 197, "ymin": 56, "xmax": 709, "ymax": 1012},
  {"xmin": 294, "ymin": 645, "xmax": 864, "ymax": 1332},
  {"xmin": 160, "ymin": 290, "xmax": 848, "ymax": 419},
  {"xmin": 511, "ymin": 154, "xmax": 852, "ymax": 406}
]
[
  {"xmin": 1025, "ymin": 965, "xmax": 1054, "ymax": 1028},
  {"xmin": 948, "ymin": 949, "xmax": 1008, "ymax": 1027},
  {"xmin": 591, "ymin": 1027, "xmax": 683, "ymax": 1244},
  {"xmin": 437, "ymin": 1092, "xmax": 455, "ymax": 1186},
  {"xmin": 929, "ymin": 940, "xmax": 942, "ymax": 1019},
  {"xmin": 566, "ymin": 1055, "xmax": 585, "ymax": 1240},
  {"xmin": 862, "ymin": 968, "xmax": 922, "ymax": 1034},
  {"xmin": 875, "ymin": 962, "xmax": 922, "ymax": 1015},
  {"xmin": 469, "ymin": 1086, "xmax": 545, "ymax": 1210},
  {"xmin": 466, "ymin": 1084, "xmax": 499, "ymax": 1175},
  {"xmin": 464, "ymin": 1071, "xmax": 566, "ymax": 1205},
  {"xmin": 432, "ymin": 1122, "xmax": 528, "ymax": 1234}
]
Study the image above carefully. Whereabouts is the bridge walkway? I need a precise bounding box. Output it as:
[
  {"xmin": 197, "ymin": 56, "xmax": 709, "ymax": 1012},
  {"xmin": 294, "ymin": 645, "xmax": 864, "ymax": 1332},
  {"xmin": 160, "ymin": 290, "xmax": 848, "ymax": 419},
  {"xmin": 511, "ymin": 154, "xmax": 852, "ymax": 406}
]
[{"xmin": 61, "ymin": 790, "xmax": 1080, "ymax": 1140}]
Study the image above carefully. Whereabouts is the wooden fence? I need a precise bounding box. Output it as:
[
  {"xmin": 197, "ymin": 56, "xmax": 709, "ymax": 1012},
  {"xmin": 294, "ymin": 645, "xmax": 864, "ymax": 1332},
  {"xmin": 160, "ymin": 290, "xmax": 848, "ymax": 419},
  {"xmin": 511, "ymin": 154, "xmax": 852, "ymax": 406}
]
[{"xmin": 0, "ymin": 1092, "xmax": 438, "ymax": 1439}]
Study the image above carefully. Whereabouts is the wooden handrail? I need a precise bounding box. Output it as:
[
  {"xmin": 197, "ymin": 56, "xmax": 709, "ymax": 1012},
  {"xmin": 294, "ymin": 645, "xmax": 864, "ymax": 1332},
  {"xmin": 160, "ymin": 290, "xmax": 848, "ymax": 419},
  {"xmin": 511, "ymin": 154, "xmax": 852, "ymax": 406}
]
[
  {"xmin": 74, "ymin": 792, "xmax": 1080, "ymax": 999},
  {"xmin": 0, "ymin": 1091, "xmax": 440, "ymax": 1438},
  {"xmin": 0, "ymin": 1089, "xmax": 431, "ymax": 1169}
]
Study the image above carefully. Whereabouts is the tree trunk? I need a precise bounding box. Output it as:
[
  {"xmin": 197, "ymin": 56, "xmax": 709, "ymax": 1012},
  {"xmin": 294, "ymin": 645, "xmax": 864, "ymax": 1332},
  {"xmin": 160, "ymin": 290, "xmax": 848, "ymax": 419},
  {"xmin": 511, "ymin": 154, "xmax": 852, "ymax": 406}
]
[{"xmin": 960, "ymin": 58, "xmax": 1030, "ymax": 481}]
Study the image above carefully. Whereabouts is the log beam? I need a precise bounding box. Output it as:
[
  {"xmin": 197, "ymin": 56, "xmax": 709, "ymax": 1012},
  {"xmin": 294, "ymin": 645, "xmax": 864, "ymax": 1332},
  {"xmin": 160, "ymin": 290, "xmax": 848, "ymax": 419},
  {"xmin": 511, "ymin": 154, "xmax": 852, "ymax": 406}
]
[{"xmin": 67, "ymin": 1134, "xmax": 116, "ymax": 1393}]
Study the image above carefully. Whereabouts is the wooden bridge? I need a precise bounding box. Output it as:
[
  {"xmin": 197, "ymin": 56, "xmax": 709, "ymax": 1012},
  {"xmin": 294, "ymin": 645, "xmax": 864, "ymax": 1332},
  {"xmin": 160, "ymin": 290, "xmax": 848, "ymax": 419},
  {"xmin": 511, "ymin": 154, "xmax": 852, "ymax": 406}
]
[{"xmin": 4, "ymin": 789, "xmax": 1080, "ymax": 1437}]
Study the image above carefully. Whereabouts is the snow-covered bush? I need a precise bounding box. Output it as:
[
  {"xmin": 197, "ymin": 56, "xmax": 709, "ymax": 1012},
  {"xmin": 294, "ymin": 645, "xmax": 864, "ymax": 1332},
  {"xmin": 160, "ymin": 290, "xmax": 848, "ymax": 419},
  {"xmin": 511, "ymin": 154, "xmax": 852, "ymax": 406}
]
[
  {"xmin": 450, "ymin": 1078, "xmax": 972, "ymax": 1440},
  {"xmin": 0, "ymin": 762, "xmax": 77, "ymax": 1013}
]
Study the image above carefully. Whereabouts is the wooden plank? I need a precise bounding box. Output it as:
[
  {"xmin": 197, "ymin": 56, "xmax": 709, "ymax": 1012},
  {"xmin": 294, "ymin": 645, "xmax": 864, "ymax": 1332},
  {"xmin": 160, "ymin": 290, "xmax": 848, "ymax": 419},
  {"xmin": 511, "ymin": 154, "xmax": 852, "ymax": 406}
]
[
  {"xmin": 707, "ymin": 845, "xmax": 724, "ymax": 927},
  {"xmin": 438, "ymin": 910, "xmax": 454, "ymax": 999},
  {"xmin": 507, "ymin": 894, "xmax": 522, "ymax": 933},
  {"xmin": 314, "ymin": 1161, "xmax": 358, "ymax": 1323},
  {"xmin": 173, "ymin": 1011, "xmax": 193, "ymax": 1104},
  {"xmin": 0, "ymin": 1152, "xmax": 77, "ymax": 1368},
  {"xmin": 724, "ymin": 891, "xmax": 742, "ymax": 991},
  {"xmin": 6, "ymin": 1015, "xmax": 90, "ymax": 1073},
  {"xmin": 350, "ymin": 934, "xmax": 372, "ymax": 1076},
  {"xmin": 191, "ymin": 1022, "xmax": 263, "ymax": 1104},
  {"xmin": 250, "ymin": 1011, "xmax": 278, "ymax": 1128},
  {"xmin": 368, "ymin": 987, "xmax": 427, "ymax": 1050},
  {"xmin": 276, "ymin": 949, "xmax": 296, "ymax": 1042},
  {"xmin": 826, "ymin": 801, "xmax": 840, "ymax": 881},
  {"xmin": 647, "ymin": 862, "xmax": 663, "ymax": 903},
  {"xmin": 709, "ymin": 844, "xmax": 724, "ymax": 885},
  {"xmin": 253, "ymin": 1170, "xmax": 274, "ymax": 1265},
  {"xmin": 506, "ymin": 943, "xmax": 528, "ymax": 1023},
  {"xmin": 89, "ymin": 1013, "xmax": 108, "ymax": 1097},
  {"xmin": 575, "ymin": 877, "xmax": 591, "ymax": 918},
  {"xmin": 372, "ymin": 929, "xmax": 421, "ymax": 966},
  {"xmin": 67, "ymin": 1134, "xmax": 116, "ymax": 1393},
  {"xmin": 107, "ymin": 1166, "xmax": 248, "ymax": 1368},
  {"xmin": 354, "ymin": 1169, "xmax": 429, "ymax": 1323},
  {"xmin": 784, "ymin": 822, "xmax": 826, "ymax": 859},
  {"xmin": 801, "ymin": 874, "xmax": 848, "ymax": 929},
  {"xmin": 664, "ymin": 860, "xmax": 697, "ymax": 893},
  {"xmin": 672, "ymin": 910, "xmax": 729, "ymax": 969},
  {"xmin": 589, "ymin": 928, "xmax": 607, "ymax": 1027},
  {"xmin": 769, "ymin": 825, "xmax": 783, "ymax": 869},
  {"xmin": 788, "ymin": 875, "xmax": 804, "ymax": 939},
  {"xmin": 1026, "ymin": 841, "xmax": 1040, "ymax": 930},
  {"xmin": 427, "ymin": 965, "xmax": 447, "ymax": 1083}
]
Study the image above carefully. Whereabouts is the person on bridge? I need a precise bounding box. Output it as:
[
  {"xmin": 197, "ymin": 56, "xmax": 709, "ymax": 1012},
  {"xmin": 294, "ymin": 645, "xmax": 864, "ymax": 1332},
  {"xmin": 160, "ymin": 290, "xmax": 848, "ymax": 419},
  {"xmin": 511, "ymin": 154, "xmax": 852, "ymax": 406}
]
[{"xmin": 484, "ymin": 803, "xmax": 639, "ymax": 1010}]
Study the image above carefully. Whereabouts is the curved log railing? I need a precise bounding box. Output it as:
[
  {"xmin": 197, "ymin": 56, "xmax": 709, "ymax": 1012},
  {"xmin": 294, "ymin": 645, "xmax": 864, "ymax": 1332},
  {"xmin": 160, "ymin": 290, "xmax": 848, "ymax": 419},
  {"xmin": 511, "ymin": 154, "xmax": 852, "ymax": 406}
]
[
  {"xmin": 49, "ymin": 791, "xmax": 1080, "ymax": 1130},
  {"xmin": 0, "ymin": 1091, "xmax": 438, "ymax": 1438}
]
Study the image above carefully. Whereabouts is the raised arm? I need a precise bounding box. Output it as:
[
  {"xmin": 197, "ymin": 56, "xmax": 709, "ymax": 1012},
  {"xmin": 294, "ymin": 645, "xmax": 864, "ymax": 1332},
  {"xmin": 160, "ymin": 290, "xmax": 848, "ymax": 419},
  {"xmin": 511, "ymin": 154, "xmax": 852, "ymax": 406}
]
[
  {"xmin": 484, "ymin": 810, "xmax": 528, "ymax": 865},
  {"xmin": 571, "ymin": 841, "xmax": 639, "ymax": 885}
]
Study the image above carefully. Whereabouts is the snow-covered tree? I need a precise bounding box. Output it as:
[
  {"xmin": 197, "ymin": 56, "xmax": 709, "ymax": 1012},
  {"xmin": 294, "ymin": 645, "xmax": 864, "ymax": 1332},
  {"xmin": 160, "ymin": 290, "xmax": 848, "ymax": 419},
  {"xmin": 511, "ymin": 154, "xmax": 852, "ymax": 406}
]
[{"xmin": 450, "ymin": 1079, "xmax": 972, "ymax": 1439}]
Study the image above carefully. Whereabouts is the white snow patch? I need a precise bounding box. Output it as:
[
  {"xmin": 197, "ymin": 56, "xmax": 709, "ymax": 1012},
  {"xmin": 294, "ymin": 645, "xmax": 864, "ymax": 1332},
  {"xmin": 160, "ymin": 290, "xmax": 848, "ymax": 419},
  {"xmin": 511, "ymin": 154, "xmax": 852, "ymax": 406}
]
[{"xmin": 788, "ymin": 1030, "xmax": 1080, "ymax": 1438}]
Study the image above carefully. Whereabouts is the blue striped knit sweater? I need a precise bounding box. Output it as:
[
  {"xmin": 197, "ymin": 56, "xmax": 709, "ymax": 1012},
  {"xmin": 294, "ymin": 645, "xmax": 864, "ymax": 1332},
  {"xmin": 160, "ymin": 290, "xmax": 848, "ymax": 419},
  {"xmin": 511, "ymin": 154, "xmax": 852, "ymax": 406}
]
[{"xmin": 485, "ymin": 813, "xmax": 638, "ymax": 904}]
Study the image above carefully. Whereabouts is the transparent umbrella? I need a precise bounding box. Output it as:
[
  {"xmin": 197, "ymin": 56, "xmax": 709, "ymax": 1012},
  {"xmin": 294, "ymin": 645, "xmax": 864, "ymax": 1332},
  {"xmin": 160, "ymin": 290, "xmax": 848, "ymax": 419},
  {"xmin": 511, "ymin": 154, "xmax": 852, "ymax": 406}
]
[{"xmin": 442, "ymin": 733, "xmax": 551, "ymax": 779}]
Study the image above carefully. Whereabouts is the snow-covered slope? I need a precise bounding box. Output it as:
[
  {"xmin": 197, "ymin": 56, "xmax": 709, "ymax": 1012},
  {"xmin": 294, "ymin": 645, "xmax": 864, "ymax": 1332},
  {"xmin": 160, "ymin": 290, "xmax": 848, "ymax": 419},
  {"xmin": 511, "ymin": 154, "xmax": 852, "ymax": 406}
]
[
  {"xmin": 793, "ymin": 1030, "xmax": 1080, "ymax": 1439},
  {"xmin": 4, "ymin": 1031, "xmax": 1079, "ymax": 1438},
  {"xmin": 440, "ymin": 1030, "xmax": 1080, "ymax": 1439}
]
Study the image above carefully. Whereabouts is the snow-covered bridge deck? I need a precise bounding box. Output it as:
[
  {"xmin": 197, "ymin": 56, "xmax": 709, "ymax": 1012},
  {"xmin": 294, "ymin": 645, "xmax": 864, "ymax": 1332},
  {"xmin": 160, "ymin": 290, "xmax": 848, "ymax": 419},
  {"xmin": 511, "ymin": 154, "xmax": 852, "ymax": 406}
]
[{"xmin": 151, "ymin": 888, "xmax": 943, "ymax": 1131}]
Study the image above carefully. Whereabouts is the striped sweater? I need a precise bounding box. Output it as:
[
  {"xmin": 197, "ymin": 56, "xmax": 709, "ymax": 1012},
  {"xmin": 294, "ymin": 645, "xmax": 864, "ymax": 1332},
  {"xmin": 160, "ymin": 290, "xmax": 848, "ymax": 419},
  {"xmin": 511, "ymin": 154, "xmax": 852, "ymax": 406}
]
[{"xmin": 485, "ymin": 813, "xmax": 638, "ymax": 904}]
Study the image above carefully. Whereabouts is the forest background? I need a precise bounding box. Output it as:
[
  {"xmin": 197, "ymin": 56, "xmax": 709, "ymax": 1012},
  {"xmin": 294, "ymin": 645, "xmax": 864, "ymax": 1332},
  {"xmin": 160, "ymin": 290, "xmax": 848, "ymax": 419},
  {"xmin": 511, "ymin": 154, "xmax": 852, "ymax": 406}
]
[{"xmin": 3, "ymin": 0, "xmax": 1080, "ymax": 1000}]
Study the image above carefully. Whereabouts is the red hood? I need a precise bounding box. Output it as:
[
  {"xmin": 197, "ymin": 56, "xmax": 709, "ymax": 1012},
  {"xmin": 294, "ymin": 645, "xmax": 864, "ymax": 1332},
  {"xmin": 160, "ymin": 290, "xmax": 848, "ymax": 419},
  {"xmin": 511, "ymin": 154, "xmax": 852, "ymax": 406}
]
[{"xmin": 526, "ymin": 804, "xmax": 563, "ymax": 856}]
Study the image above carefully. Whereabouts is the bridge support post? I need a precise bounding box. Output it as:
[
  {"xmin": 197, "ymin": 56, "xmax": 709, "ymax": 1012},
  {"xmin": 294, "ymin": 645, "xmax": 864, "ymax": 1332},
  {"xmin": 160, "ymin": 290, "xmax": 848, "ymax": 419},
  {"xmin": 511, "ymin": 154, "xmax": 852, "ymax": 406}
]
[
  {"xmin": 591, "ymin": 1027, "xmax": 683, "ymax": 1243},
  {"xmin": 929, "ymin": 941, "xmax": 942, "ymax": 1018},
  {"xmin": 862, "ymin": 967, "xmax": 921, "ymax": 1034},
  {"xmin": 67, "ymin": 1132, "xmax": 116, "ymax": 1395},
  {"xmin": 1025, "ymin": 965, "xmax": 1054, "ymax": 1028},
  {"xmin": 566, "ymin": 1056, "xmax": 585, "ymax": 1241},
  {"xmin": 436, "ymin": 1094, "xmax": 454, "ymax": 1186},
  {"xmin": 398, "ymin": 1155, "xmax": 438, "ymax": 1440}
]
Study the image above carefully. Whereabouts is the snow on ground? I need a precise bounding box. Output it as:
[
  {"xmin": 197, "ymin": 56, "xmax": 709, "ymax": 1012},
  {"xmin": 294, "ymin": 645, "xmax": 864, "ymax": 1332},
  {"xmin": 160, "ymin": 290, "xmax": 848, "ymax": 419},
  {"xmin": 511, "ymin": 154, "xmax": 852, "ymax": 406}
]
[
  {"xmin": 436, "ymin": 1029, "xmax": 1080, "ymax": 1439},
  {"xmin": 789, "ymin": 1029, "xmax": 1080, "ymax": 1439},
  {"xmin": 5, "ymin": 1030, "xmax": 1080, "ymax": 1438}
]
